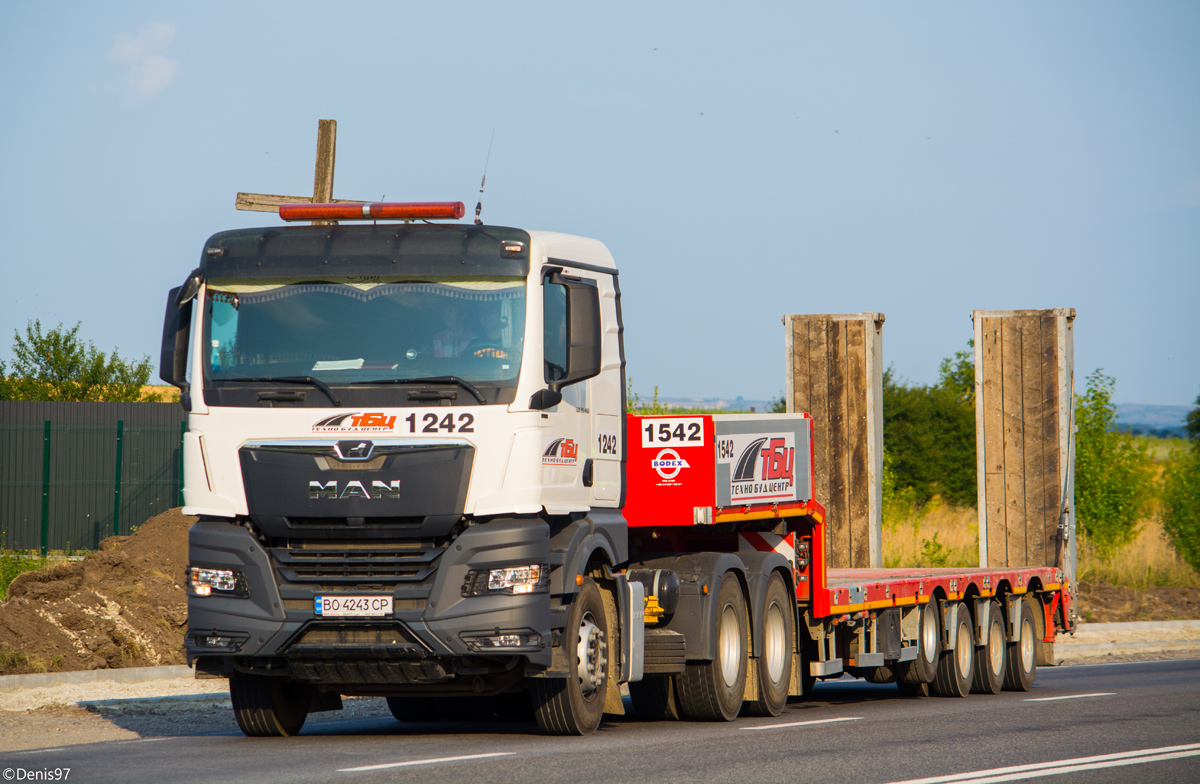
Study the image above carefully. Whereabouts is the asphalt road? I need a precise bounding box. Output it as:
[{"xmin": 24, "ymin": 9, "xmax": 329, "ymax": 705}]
[{"xmin": 3, "ymin": 659, "xmax": 1198, "ymax": 784}]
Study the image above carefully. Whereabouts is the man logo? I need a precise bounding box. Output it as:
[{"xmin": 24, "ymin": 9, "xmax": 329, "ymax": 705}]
[
  {"xmin": 309, "ymin": 480, "xmax": 401, "ymax": 500},
  {"xmin": 543, "ymin": 437, "xmax": 579, "ymax": 465},
  {"xmin": 652, "ymin": 448, "xmax": 690, "ymax": 480},
  {"xmin": 335, "ymin": 440, "xmax": 374, "ymax": 460}
]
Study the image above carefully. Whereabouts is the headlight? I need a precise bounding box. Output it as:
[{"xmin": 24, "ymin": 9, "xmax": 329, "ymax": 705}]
[
  {"xmin": 187, "ymin": 566, "xmax": 250, "ymax": 598},
  {"xmin": 461, "ymin": 564, "xmax": 549, "ymax": 596}
]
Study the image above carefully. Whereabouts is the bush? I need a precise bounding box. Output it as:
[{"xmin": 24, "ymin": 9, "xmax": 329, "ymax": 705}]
[
  {"xmin": 1161, "ymin": 440, "xmax": 1200, "ymax": 575},
  {"xmin": 0, "ymin": 319, "xmax": 158, "ymax": 402},
  {"xmin": 1073, "ymin": 370, "xmax": 1155, "ymax": 554}
]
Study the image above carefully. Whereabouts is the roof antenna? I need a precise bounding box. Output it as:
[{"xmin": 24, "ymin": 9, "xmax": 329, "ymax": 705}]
[{"xmin": 474, "ymin": 129, "xmax": 495, "ymax": 226}]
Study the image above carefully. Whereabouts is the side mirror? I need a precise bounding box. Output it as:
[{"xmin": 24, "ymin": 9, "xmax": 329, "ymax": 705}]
[
  {"xmin": 176, "ymin": 268, "xmax": 202, "ymax": 306},
  {"xmin": 529, "ymin": 389, "xmax": 562, "ymax": 410},
  {"xmin": 544, "ymin": 271, "xmax": 602, "ymax": 393},
  {"xmin": 160, "ymin": 286, "xmax": 192, "ymax": 393}
]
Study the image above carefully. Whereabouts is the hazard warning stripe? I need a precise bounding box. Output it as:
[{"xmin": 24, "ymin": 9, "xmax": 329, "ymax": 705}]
[{"xmin": 738, "ymin": 531, "xmax": 797, "ymax": 574}]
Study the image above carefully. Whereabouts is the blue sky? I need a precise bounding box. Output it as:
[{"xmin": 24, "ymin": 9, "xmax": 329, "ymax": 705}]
[{"xmin": 1, "ymin": 2, "xmax": 1197, "ymax": 406}]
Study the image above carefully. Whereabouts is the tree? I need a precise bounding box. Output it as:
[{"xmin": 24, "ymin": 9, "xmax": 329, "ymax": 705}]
[
  {"xmin": 1161, "ymin": 446, "xmax": 1200, "ymax": 573},
  {"xmin": 1072, "ymin": 370, "xmax": 1154, "ymax": 554},
  {"xmin": 0, "ymin": 320, "xmax": 159, "ymax": 402},
  {"xmin": 882, "ymin": 348, "xmax": 977, "ymax": 508},
  {"xmin": 1186, "ymin": 389, "xmax": 1200, "ymax": 445}
]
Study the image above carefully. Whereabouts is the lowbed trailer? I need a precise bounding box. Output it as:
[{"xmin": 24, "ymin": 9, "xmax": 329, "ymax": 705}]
[{"xmin": 161, "ymin": 208, "xmax": 1073, "ymax": 737}]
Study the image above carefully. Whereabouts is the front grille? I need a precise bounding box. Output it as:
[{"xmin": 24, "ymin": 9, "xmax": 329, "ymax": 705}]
[
  {"xmin": 272, "ymin": 544, "xmax": 444, "ymax": 584},
  {"xmin": 283, "ymin": 621, "xmax": 431, "ymax": 659}
]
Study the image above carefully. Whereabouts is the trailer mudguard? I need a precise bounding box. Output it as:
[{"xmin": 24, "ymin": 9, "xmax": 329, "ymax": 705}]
[
  {"xmin": 630, "ymin": 552, "xmax": 748, "ymax": 662},
  {"xmin": 734, "ymin": 549, "xmax": 794, "ymax": 660}
]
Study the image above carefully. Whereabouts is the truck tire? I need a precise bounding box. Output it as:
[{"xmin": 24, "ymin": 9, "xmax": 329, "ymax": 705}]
[
  {"xmin": 676, "ymin": 574, "xmax": 748, "ymax": 721},
  {"xmin": 1003, "ymin": 597, "xmax": 1037, "ymax": 691},
  {"xmin": 628, "ymin": 675, "xmax": 681, "ymax": 721},
  {"xmin": 930, "ymin": 603, "xmax": 974, "ymax": 698},
  {"xmin": 897, "ymin": 602, "xmax": 941, "ymax": 687},
  {"xmin": 386, "ymin": 696, "xmax": 441, "ymax": 722},
  {"xmin": 230, "ymin": 672, "xmax": 310, "ymax": 737},
  {"xmin": 532, "ymin": 577, "xmax": 608, "ymax": 735},
  {"xmin": 745, "ymin": 572, "xmax": 793, "ymax": 717},
  {"xmin": 897, "ymin": 680, "xmax": 929, "ymax": 697},
  {"xmin": 971, "ymin": 601, "xmax": 1006, "ymax": 694}
]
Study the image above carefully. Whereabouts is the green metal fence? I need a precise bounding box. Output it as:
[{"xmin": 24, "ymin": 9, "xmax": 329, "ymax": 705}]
[{"xmin": 0, "ymin": 403, "xmax": 186, "ymax": 553}]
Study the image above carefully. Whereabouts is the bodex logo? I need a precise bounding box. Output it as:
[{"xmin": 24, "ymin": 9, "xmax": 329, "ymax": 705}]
[
  {"xmin": 543, "ymin": 438, "xmax": 579, "ymax": 465},
  {"xmin": 652, "ymin": 449, "xmax": 690, "ymax": 480},
  {"xmin": 313, "ymin": 412, "xmax": 397, "ymax": 433}
]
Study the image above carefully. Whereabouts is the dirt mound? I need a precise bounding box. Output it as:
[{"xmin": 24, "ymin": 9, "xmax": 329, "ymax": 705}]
[
  {"xmin": 1077, "ymin": 582, "xmax": 1200, "ymax": 623},
  {"xmin": 0, "ymin": 508, "xmax": 195, "ymax": 675}
]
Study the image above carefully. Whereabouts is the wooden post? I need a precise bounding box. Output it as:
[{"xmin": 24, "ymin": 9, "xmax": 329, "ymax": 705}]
[
  {"xmin": 973, "ymin": 309, "xmax": 1075, "ymax": 582},
  {"xmin": 784, "ymin": 313, "xmax": 885, "ymax": 568},
  {"xmin": 235, "ymin": 119, "xmax": 364, "ymax": 223}
]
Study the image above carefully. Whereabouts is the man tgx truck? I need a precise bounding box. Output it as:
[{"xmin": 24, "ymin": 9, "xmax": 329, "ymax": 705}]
[{"xmin": 159, "ymin": 200, "xmax": 1073, "ymax": 737}]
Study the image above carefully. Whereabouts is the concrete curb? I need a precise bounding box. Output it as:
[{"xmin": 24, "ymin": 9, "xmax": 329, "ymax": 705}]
[{"xmin": 0, "ymin": 665, "xmax": 193, "ymax": 693}]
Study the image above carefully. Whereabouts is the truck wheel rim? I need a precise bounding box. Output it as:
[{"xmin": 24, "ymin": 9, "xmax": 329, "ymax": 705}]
[
  {"xmin": 576, "ymin": 614, "xmax": 606, "ymax": 697},
  {"xmin": 988, "ymin": 618, "xmax": 1004, "ymax": 674},
  {"xmin": 1021, "ymin": 618, "xmax": 1034, "ymax": 672},
  {"xmin": 719, "ymin": 605, "xmax": 741, "ymax": 688},
  {"xmin": 764, "ymin": 601, "xmax": 785, "ymax": 682},
  {"xmin": 956, "ymin": 621, "xmax": 972, "ymax": 676},
  {"xmin": 922, "ymin": 606, "xmax": 938, "ymax": 663}
]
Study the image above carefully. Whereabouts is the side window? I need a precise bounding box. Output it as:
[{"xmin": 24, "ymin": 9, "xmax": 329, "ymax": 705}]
[{"xmin": 543, "ymin": 281, "xmax": 568, "ymax": 382}]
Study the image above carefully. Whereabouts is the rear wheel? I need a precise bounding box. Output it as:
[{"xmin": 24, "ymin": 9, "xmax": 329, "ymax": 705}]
[
  {"xmin": 533, "ymin": 577, "xmax": 608, "ymax": 735},
  {"xmin": 386, "ymin": 696, "xmax": 440, "ymax": 722},
  {"xmin": 1003, "ymin": 598, "xmax": 1038, "ymax": 691},
  {"xmin": 745, "ymin": 573, "xmax": 793, "ymax": 717},
  {"xmin": 931, "ymin": 603, "xmax": 974, "ymax": 698},
  {"xmin": 628, "ymin": 675, "xmax": 681, "ymax": 720},
  {"xmin": 676, "ymin": 574, "xmax": 748, "ymax": 721},
  {"xmin": 230, "ymin": 672, "xmax": 310, "ymax": 737},
  {"xmin": 897, "ymin": 679, "xmax": 929, "ymax": 697},
  {"xmin": 972, "ymin": 601, "xmax": 1006, "ymax": 694},
  {"xmin": 897, "ymin": 602, "xmax": 941, "ymax": 687}
]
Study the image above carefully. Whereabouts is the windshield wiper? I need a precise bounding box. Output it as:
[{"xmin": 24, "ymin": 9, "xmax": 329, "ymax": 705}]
[
  {"xmin": 218, "ymin": 375, "xmax": 342, "ymax": 407},
  {"xmin": 356, "ymin": 375, "xmax": 487, "ymax": 405}
]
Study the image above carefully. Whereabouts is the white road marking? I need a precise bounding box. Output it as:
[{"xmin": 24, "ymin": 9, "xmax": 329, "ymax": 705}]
[
  {"xmin": 1023, "ymin": 692, "xmax": 1115, "ymax": 702},
  {"xmin": 338, "ymin": 751, "xmax": 515, "ymax": 772},
  {"xmin": 877, "ymin": 742, "xmax": 1200, "ymax": 784},
  {"xmin": 740, "ymin": 716, "xmax": 863, "ymax": 731},
  {"xmin": 15, "ymin": 747, "xmax": 68, "ymax": 755}
]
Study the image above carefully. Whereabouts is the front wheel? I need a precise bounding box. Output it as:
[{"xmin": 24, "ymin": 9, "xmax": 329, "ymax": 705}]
[
  {"xmin": 533, "ymin": 577, "xmax": 608, "ymax": 735},
  {"xmin": 676, "ymin": 574, "xmax": 748, "ymax": 721},
  {"xmin": 230, "ymin": 672, "xmax": 310, "ymax": 737}
]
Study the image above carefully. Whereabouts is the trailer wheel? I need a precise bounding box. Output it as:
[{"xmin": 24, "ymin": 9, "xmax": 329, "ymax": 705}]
[
  {"xmin": 676, "ymin": 574, "xmax": 748, "ymax": 721},
  {"xmin": 897, "ymin": 680, "xmax": 929, "ymax": 697},
  {"xmin": 745, "ymin": 572, "xmax": 793, "ymax": 716},
  {"xmin": 230, "ymin": 672, "xmax": 310, "ymax": 737},
  {"xmin": 1002, "ymin": 597, "xmax": 1037, "ymax": 691},
  {"xmin": 931, "ymin": 603, "xmax": 974, "ymax": 698},
  {"xmin": 629, "ymin": 675, "xmax": 681, "ymax": 721},
  {"xmin": 386, "ymin": 696, "xmax": 441, "ymax": 722},
  {"xmin": 897, "ymin": 601, "xmax": 941, "ymax": 687},
  {"xmin": 532, "ymin": 577, "xmax": 608, "ymax": 735},
  {"xmin": 972, "ymin": 601, "xmax": 1006, "ymax": 694}
]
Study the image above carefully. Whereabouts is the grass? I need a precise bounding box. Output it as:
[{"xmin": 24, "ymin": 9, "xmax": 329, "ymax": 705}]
[
  {"xmin": 883, "ymin": 497, "xmax": 979, "ymax": 569},
  {"xmin": 0, "ymin": 548, "xmax": 46, "ymax": 601},
  {"xmin": 882, "ymin": 493, "xmax": 1199, "ymax": 588}
]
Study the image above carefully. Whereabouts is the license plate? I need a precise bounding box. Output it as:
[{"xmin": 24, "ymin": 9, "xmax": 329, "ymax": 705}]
[{"xmin": 314, "ymin": 595, "xmax": 393, "ymax": 617}]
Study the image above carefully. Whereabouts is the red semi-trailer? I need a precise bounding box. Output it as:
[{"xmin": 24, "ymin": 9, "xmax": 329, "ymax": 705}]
[{"xmin": 623, "ymin": 413, "xmax": 1072, "ymax": 713}]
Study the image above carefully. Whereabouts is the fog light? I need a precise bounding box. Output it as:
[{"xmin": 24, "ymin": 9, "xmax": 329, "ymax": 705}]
[
  {"xmin": 460, "ymin": 630, "xmax": 542, "ymax": 651},
  {"xmin": 187, "ymin": 566, "xmax": 250, "ymax": 598}
]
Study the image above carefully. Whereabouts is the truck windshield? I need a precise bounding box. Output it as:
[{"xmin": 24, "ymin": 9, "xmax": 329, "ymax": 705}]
[{"xmin": 202, "ymin": 278, "xmax": 527, "ymax": 389}]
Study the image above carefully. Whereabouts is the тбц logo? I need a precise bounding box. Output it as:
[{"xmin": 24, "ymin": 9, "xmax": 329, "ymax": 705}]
[{"xmin": 543, "ymin": 438, "xmax": 579, "ymax": 465}]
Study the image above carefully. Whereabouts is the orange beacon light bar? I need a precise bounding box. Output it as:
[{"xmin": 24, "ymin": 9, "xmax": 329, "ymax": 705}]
[{"xmin": 278, "ymin": 201, "xmax": 466, "ymax": 222}]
